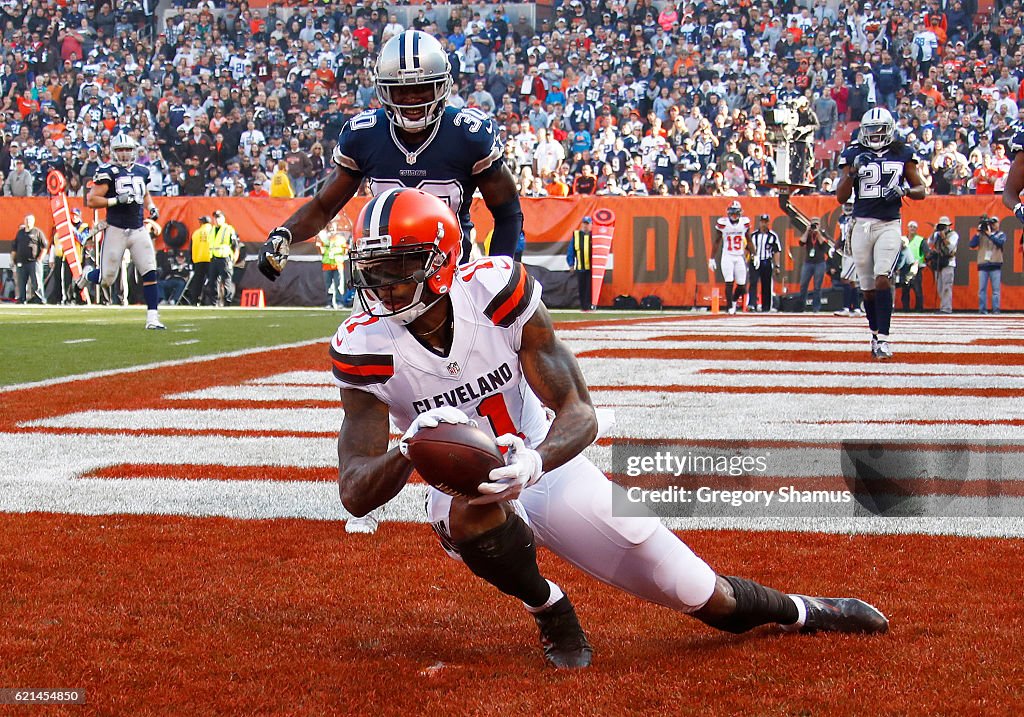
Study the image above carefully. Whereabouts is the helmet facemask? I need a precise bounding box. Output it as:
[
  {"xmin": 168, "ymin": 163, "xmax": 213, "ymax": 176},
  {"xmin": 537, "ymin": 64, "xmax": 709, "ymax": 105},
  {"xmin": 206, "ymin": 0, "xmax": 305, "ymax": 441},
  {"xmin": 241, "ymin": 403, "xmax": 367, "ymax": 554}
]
[
  {"xmin": 113, "ymin": 148, "xmax": 136, "ymax": 167},
  {"xmin": 374, "ymin": 31, "xmax": 453, "ymax": 133},
  {"xmin": 376, "ymin": 77, "xmax": 452, "ymax": 132},
  {"xmin": 111, "ymin": 134, "xmax": 137, "ymax": 168},
  {"xmin": 349, "ymin": 244, "xmax": 449, "ymax": 324},
  {"xmin": 860, "ymin": 110, "xmax": 895, "ymax": 151}
]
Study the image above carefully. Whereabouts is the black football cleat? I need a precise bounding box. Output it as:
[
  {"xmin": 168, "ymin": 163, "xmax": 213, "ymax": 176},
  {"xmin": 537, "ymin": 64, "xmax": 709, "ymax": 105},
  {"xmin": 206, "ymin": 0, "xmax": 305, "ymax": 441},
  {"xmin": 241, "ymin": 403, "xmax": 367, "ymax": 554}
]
[
  {"xmin": 791, "ymin": 595, "xmax": 889, "ymax": 634},
  {"xmin": 533, "ymin": 595, "xmax": 593, "ymax": 668}
]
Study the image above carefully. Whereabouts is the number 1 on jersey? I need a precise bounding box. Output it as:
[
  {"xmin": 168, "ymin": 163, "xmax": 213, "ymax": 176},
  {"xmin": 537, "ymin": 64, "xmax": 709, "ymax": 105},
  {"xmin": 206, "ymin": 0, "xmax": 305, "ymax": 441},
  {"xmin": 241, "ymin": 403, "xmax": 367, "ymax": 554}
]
[{"xmin": 477, "ymin": 394, "xmax": 524, "ymax": 444}]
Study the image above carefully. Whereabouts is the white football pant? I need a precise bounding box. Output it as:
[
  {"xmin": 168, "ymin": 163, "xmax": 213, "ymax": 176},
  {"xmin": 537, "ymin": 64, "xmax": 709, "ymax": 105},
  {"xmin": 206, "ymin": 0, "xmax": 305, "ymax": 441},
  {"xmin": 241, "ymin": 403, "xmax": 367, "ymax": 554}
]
[
  {"xmin": 428, "ymin": 454, "xmax": 718, "ymax": 613},
  {"xmin": 99, "ymin": 226, "xmax": 157, "ymax": 286},
  {"xmin": 850, "ymin": 218, "xmax": 901, "ymax": 291},
  {"xmin": 721, "ymin": 254, "xmax": 747, "ymax": 284}
]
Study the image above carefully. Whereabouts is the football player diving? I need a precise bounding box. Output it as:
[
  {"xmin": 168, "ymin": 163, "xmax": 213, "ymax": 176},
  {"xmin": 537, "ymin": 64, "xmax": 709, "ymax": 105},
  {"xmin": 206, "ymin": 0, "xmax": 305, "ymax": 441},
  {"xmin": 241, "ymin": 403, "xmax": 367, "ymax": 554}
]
[
  {"xmin": 257, "ymin": 30, "xmax": 523, "ymax": 279},
  {"xmin": 331, "ymin": 187, "xmax": 888, "ymax": 670},
  {"xmin": 259, "ymin": 30, "xmax": 524, "ymax": 534},
  {"xmin": 836, "ymin": 108, "xmax": 926, "ymax": 360},
  {"xmin": 78, "ymin": 133, "xmax": 165, "ymax": 330},
  {"xmin": 1002, "ymin": 125, "xmax": 1024, "ymax": 225}
]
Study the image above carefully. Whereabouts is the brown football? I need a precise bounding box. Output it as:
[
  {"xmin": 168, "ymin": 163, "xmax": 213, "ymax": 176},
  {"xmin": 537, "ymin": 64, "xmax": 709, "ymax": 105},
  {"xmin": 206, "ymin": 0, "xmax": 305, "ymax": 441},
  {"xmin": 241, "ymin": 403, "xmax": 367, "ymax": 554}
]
[{"xmin": 405, "ymin": 421, "xmax": 505, "ymax": 499}]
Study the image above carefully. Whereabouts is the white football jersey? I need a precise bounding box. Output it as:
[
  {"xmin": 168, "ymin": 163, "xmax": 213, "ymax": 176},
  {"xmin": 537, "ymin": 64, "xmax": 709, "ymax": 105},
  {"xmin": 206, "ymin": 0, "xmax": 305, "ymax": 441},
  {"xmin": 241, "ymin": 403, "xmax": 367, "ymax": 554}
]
[
  {"xmin": 329, "ymin": 258, "xmax": 549, "ymax": 447},
  {"xmin": 716, "ymin": 216, "xmax": 750, "ymax": 257}
]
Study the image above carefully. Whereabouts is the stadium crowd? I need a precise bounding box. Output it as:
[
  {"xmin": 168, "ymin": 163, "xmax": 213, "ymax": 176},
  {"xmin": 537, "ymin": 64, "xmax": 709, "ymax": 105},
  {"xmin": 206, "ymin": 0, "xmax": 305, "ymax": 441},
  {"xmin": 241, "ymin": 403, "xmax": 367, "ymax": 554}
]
[{"xmin": 0, "ymin": 0, "xmax": 1021, "ymax": 200}]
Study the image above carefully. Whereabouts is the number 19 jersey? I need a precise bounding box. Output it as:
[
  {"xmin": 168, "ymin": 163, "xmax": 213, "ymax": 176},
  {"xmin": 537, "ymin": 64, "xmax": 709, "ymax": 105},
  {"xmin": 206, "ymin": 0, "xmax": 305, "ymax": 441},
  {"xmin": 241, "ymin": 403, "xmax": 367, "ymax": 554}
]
[
  {"xmin": 716, "ymin": 216, "xmax": 750, "ymax": 256},
  {"xmin": 332, "ymin": 107, "xmax": 504, "ymax": 241},
  {"xmin": 329, "ymin": 258, "xmax": 549, "ymax": 448}
]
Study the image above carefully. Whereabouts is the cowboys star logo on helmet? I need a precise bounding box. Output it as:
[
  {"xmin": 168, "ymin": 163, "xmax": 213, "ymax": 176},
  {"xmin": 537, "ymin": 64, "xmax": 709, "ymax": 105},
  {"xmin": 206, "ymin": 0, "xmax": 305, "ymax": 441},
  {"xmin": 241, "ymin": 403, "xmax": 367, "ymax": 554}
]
[{"xmin": 349, "ymin": 188, "xmax": 462, "ymax": 325}]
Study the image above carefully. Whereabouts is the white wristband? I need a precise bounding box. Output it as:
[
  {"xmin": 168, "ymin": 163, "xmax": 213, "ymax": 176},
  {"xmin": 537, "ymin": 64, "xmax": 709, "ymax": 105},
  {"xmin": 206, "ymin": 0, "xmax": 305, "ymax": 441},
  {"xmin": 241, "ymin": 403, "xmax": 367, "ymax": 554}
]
[{"xmin": 107, "ymin": 197, "xmax": 117, "ymax": 207}]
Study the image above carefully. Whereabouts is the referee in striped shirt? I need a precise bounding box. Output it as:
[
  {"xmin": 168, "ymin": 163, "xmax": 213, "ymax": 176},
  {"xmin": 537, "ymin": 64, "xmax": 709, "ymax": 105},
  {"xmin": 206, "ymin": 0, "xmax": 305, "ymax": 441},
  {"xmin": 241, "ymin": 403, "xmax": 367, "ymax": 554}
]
[{"xmin": 748, "ymin": 214, "xmax": 783, "ymax": 312}]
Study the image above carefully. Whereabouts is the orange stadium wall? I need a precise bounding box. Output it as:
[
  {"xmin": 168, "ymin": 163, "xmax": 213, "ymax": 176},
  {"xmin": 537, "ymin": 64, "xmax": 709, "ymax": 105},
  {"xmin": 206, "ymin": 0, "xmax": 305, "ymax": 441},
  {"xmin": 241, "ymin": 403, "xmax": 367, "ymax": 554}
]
[{"xmin": 1, "ymin": 196, "xmax": 1021, "ymax": 310}]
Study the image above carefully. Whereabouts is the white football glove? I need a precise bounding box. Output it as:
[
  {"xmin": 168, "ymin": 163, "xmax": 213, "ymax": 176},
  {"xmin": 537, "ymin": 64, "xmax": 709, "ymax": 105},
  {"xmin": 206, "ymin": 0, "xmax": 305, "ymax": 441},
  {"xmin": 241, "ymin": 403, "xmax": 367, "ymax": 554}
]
[
  {"xmin": 398, "ymin": 406, "xmax": 473, "ymax": 458},
  {"xmin": 708, "ymin": 258, "xmax": 717, "ymax": 272},
  {"xmin": 470, "ymin": 434, "xmax": 543, "ymax": 505}
]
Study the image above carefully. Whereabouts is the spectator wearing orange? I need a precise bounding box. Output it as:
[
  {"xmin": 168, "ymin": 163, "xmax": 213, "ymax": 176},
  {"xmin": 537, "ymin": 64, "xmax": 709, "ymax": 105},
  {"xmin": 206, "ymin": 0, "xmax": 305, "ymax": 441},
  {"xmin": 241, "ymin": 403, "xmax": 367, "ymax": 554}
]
[
  {"xmin": 972, "ymin": 157, "xmax": 998, "ymax": 195},
  {"xmin": 16, "ymin": 90, "xmax": 39, "ymax": 119},
  {"xmin": 544, "ymin": 169, "xmax": 569, "ymax": 197}
]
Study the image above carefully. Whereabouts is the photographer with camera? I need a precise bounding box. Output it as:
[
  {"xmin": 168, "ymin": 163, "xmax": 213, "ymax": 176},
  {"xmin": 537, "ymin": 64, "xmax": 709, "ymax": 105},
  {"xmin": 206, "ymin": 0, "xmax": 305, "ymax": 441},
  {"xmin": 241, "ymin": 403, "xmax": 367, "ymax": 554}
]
[
  {"xmin": 798, "ymin": 217, "xmax": 829, "ymax": 312},
  {"xmin": 969, "ymin": 217, "xmax": 1007, "ymax": 314},
  {"xmin": 926, "ymin": 216, "xmax": 958, "ymax": 314}
]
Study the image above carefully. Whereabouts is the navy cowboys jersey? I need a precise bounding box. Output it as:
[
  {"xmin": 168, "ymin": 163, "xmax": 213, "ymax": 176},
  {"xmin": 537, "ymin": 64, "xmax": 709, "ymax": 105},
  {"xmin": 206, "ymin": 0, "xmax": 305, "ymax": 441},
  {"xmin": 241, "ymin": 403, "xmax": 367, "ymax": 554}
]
[
  {"xmin": 93, "ymin": 163, "xmax": 150, "ymax": 229},
  {"xmin": 837, "ymin": 142, "xmax": 917, "ymax": 222},
  {"xmin": 1009, "ymin": 129, "xmax": 1024, "ymax": 159},
  {"xmin": 332, "ymin": 106, "xmax": 503, "ymax": 241}
]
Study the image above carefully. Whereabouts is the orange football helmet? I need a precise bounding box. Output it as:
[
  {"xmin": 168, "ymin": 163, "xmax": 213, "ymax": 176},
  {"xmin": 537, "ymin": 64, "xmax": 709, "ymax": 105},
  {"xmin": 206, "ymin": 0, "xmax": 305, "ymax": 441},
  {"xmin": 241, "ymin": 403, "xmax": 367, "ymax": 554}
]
[{"xmin": 349, "ymin": 188, "xmax": 462, "ymax": 323}]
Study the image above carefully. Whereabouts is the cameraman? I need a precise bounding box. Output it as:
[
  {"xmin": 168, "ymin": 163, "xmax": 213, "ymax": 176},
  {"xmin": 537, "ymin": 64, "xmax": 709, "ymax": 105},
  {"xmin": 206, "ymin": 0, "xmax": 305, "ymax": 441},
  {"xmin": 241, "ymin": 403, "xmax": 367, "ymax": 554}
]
[
  {"xmin": 969, "ymin": 217, "xmax": 1006, "ymax": 314},
  {"xmin": 798, "ymin": 217, "xmax": 829, "ymax": 312},
  {"xmin": 791, "ymin": 97, "xmax": 819, "ymax": 185},
  {"xmin": 926, "ymin": 216, "xmax": 958, "ymax": 314}
]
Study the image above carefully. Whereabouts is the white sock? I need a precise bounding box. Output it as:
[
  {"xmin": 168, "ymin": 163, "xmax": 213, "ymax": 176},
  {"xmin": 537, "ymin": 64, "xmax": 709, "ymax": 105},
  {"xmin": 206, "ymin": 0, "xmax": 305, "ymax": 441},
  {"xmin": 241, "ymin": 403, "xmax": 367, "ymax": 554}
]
[
  {"xmin": 877, "ymin": 333, "xmax": 889, "ymax": 342},
  {"xmin": 780, "ymin": 595, "xmax": 807, "ymax": 632},
  {"xmin": 524, "ymin": 580, "xmax": 564, "ymax": 614},
  {"xmin": 147, "ymin": 309, "xmax": 160, "ymax": 323}
]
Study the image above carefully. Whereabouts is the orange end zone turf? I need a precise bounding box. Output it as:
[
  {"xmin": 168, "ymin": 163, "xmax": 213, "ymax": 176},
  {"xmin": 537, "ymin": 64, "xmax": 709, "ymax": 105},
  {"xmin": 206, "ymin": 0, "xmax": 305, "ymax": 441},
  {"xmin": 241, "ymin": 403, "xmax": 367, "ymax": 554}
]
[{"xmin": 1, "ymin": 516, "xmax": 1022, "ymax": 716}]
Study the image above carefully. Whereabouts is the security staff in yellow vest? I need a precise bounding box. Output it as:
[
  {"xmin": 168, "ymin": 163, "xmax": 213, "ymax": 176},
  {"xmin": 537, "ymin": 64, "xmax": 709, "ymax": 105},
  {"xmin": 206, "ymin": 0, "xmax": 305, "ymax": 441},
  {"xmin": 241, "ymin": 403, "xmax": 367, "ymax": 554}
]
[
  {"xmin": 566, "ymin": 216, "xmax": 594, "ymax": 311},
  {"xmin": 188, "ymin": 216, "xmax": 214, "ymax": 304},
  {"xmin": 205, "ymin": 209, "xmax": 239, "ymax": 306}
]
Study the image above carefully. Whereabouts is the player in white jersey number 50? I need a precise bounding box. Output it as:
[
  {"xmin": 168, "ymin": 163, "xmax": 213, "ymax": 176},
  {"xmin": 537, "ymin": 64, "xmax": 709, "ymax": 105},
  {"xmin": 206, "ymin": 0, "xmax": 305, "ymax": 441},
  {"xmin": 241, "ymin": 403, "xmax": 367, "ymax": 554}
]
[{"xmin": 330, "ymin": 187, "xmax": 888, "ymax": 669}]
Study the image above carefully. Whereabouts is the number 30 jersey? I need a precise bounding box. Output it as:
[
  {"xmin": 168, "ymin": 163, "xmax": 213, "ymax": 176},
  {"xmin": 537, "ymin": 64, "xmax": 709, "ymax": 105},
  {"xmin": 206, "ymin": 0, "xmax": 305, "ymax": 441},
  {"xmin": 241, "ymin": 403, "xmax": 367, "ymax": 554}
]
[
  {"xmin": 92, "ymin": 163, "xmax": 150, "ymax": 230},
  {"xmin": 329, "ymin": 258, "xmax": 549, "ymax": 448},
  {"xmin": 332, "ymin": 107, "xmax": 504, "ymax": 241},
  {"xmin": 837, "ymin": 142, "xmax": 917, "ymax": 222}
]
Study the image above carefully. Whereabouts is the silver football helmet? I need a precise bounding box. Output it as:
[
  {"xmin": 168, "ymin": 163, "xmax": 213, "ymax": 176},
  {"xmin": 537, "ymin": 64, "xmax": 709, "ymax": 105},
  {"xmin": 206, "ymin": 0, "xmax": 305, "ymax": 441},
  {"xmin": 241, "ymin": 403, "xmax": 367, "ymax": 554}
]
[
  {"xmin": 859, "ymin": 108, "xmax": 895, "ymax": 151},
  {"xmin": 111, "ymin": 133, "xmax": 138, "ymax": 168},
  {"xmin": 374, "ymin": 30, "xmax": 452, "ymax": 132}
]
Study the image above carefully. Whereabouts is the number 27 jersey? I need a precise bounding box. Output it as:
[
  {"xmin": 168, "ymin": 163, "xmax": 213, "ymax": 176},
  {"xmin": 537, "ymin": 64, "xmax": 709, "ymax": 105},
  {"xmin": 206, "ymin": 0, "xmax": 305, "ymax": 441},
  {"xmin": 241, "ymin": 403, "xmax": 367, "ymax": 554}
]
[
  {"xmin": 329, "ymin": 258, "xmax": 549, "ymax": 448},
  {"xmin": 332, "ymin": 107, "xmax": 503, "ymax": 240},
  {"xmin": 837, "ymin": 142, "xmax": 917, "ymax": 221}
]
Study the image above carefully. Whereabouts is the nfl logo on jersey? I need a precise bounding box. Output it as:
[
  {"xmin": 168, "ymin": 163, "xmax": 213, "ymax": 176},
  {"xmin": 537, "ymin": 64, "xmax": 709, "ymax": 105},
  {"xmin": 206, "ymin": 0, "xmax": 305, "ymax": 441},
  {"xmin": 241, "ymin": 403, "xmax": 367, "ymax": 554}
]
[{"xmin": 447, "ymin": 361, "xmax": 460, "ymax": 376}]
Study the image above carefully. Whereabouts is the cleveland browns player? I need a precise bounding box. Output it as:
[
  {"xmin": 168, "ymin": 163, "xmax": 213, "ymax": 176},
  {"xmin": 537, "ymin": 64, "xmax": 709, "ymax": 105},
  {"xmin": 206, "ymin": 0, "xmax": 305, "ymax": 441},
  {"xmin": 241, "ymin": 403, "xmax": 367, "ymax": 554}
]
[
  {"xmin": 709, "ymin": 201, "xmax": 752, "ymax": 314},
  {"xmin": 330, "ymin": 187, "xmax": 888, "ymax": 669},
  {"xmin": 258, "ymin": 29, "xmax": 523, "ymax": 277},
  {"xmin": 260, "ymin": 30, "xmax": 523, "ymax": 533}
]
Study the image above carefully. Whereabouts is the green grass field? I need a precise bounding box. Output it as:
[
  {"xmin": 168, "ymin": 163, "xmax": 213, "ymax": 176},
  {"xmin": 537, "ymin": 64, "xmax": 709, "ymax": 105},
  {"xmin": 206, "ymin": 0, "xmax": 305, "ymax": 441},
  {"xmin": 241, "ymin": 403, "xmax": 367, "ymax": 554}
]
[{"xmin": 0, "ymin": 306, "xmax": 651, "ymax": 386}]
